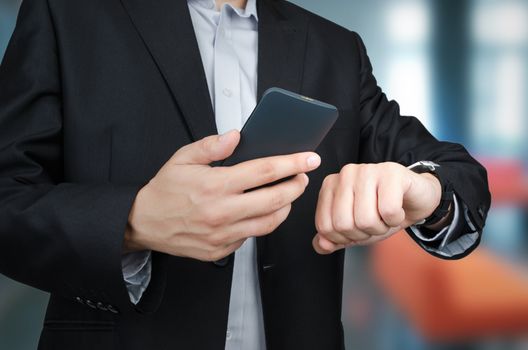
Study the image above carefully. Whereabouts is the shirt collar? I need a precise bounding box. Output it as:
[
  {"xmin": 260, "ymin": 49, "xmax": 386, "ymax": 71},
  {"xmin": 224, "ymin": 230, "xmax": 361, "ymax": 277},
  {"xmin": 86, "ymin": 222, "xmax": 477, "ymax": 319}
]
[{"xmin": 189, "ymin": 0, "xmax": 259, "ymax": 21}]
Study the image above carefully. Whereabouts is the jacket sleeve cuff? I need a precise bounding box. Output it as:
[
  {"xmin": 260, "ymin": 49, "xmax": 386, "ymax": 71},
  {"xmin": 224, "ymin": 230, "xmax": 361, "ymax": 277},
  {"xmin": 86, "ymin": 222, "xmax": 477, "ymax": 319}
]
[{"xmin": 406, "ymin": 194, "xmax": 481, "ymax": 259}]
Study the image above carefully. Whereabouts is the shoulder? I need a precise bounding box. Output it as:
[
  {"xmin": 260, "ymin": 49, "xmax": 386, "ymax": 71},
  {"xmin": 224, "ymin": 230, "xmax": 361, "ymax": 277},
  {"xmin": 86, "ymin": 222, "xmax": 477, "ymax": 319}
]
[
  {"xmin": 268, "ymin": 0, "xmax": 363, "ymax": 59},
  {"xmin": 270, "ymin": 0, "xmax": 360, "ymax": 42},
  {"xmin": 266, "ymin": 0, "xmax": 363, "ymax": 67}
]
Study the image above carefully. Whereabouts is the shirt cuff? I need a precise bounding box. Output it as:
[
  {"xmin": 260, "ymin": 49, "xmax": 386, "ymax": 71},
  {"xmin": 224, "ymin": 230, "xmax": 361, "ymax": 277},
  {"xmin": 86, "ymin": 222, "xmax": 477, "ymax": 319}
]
[
  {"xmin": 122, "ymin": 250, "xmax": 152, "ymax": 305},
  {"xmin": 407, "ymin": 194, "xmax": 480, "ymax": 258}
]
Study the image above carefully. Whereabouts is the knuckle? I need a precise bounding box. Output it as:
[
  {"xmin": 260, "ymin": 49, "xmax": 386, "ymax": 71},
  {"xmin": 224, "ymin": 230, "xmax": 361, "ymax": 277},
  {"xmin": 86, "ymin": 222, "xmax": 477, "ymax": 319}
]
[
  {"xmin": 337, "ymin": 171, "xmax": 351, "ymax": 188},
  {"xmin": 201, "ymin": 208, "xmax": 227, "ymax": 228},
  {"xmin": 201, "ymin": 251, "xmax": 214, "ymax": 262},
  {"xmin": 265, "ymin": 215, "xmax": 279, "ymax": 234},
  {"xmin": 322, "ymin": 174, "xmax": 337, "ymax": 187},
  {"xmin": 200, "ymin": 180, "xmax": 221, "ymax": 196},
  {"xmin": 315, "ymin": 219, "xmax": 332, "ymax": 235},
  {"xmin": 349, "ymin": 231, "xmax": 371, "ymax": 241},
  {"xmin": 358, "ymin": 163, "xmax": 374, "ymax": 176},
  {"xmin": 324, "ymin": 232, "xmax": 343, "ymax": 244},
  {"xmin": 282, "ymin": 203, "xmax": 292, "ymax": 217},
  {"xmin": 386, "ymin": 161, "xmax": 402, "ymax": 172},
  {"xmin": 276, "ymin": 205, "xmax": 291, "ymax": 224},
  {"xmin": 269, "ymin": 192, "xmax": 285, "ymax": 211},
  {"xmin": 379, "ymin": 205, "xmax": 401, "ymax": 223},
  {"xmin": 315, "ymin": 221, "xmax": 324, "ymax": 234},
  {"xmin": 218, "ymin": 171, "xmax": 234, "ymax": 193},
  {"xmin": 378, "ymin": 204, "xmax": 396, "ymax": 217},
  {"xmin": 259, "ymin": 161, "xmax": 278, "ymax": 183},
  {"xmin": 354, "ymin": 215, "xmax": 375, "ymax": 231},
  {"xmin": 335, "ymin": 234, "xmax": 352, "ymax": 245},
  {"xmin": 205, "ymin": 250, "xmax": 223, "ymax": 262},
  {"xmin": 341, "ymin": 163, "xmax": 356, "ymax": 176},
  {"xmin": 265, "ymin": 208, "xmax": 287, "ymax": 234},
  {"xmin": 356, "ymin": 163, "xmax": 367, "ymax": 172},
  {"xmin": 332, "ymin": 216, "xmax": 352, "ymax": 233},
  {"xmin": 206, "ymin": 233, "xmax": 225, "ymax": 247},
  {"xmin": 245, "ymin": 221, "xmax": 259, "ymax": 237}
]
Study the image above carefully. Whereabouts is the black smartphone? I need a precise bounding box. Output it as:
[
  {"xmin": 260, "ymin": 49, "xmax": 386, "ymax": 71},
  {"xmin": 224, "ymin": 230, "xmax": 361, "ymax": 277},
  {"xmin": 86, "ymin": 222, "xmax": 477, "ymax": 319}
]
[
  {"xmin": 222, "ymin": 87, "xmax": 339, "ymax": 167},
  {"xmin": 214, "ymin": 88, "xmax": 338, "ymax": 267}
]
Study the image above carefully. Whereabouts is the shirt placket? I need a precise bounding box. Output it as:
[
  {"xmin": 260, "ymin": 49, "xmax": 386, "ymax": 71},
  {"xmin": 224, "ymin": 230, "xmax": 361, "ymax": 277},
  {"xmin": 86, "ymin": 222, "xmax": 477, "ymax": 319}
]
[
  {"xmin": 214, "ymin": 8, "xmax": 247, "ymax": 350},
  {"xmin": 214, "ymin": 8, "xmax": 243, "ymax": 133}
]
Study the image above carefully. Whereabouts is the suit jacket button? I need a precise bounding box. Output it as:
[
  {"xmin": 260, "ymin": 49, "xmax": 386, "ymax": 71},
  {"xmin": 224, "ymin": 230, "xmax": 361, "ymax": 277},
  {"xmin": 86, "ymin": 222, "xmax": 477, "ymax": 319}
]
[
  {"xmin": 75, "ymin": 297, "xmax": 84, "ymax": 305},
  {"xmin": 97, "ymin": 302, "xmax": 108, "ymax": 311},
  {"xmin": 263, "ymin": 264, "xmax": 274, "ymax": 271},
  {"xmin": 107, "ymin": 305, "xmax": 119, "ymax": 314},
  {"xmin": 85, "ymin": 299, "xmax": 97, "ymax": 309}
]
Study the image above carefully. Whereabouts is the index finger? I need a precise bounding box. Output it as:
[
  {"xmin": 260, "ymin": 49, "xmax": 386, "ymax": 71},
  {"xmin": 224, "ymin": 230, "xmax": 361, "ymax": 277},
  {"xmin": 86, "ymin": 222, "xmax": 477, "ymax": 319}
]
[{"xmin": 224, "ymin": 152, "xmax": 321, "ymax": 192}]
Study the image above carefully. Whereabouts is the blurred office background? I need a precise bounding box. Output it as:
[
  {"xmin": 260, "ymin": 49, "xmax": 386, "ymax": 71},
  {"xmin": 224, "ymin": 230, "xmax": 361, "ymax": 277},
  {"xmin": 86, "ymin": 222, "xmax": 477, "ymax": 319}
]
[{"xmin": 0, "ymin": 0, "xmax": 527, "ymax": 349}]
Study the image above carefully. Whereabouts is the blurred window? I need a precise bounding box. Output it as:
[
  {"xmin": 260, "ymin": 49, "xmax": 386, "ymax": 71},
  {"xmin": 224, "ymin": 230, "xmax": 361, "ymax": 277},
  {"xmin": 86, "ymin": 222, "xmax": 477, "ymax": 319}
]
[
  {"xmin": 382, "ymin": 0, "xmax": 433, "ymax": 130},
  {"xmin": 470, "ymin": 0, "xmax": 528, "ymax": 157}
]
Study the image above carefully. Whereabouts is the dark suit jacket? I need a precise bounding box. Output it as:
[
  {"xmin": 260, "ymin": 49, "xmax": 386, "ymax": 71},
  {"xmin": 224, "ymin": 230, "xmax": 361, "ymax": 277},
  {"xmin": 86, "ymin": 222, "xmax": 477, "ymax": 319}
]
[{"xmin": 0, "ymin": 0, "xmax": 490, "ymax": 349}]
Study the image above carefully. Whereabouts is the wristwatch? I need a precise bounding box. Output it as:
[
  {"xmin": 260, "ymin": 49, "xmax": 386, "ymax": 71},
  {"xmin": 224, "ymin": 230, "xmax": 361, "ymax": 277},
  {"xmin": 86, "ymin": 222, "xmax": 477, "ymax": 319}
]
[{"xmin": 407, "ymin": 161, "xmax": 454, "ymax": 227}]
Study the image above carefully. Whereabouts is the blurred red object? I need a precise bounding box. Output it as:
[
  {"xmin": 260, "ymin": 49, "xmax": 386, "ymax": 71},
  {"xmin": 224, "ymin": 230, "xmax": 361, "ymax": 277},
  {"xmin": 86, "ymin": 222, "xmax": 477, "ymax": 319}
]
[
  {"xmin": 479, "ymin": 158, "xmax": 528, "ymax": 205},
  {"xmin": 372, "ymin": 232, "xmax": 528, "ymax": 341}
]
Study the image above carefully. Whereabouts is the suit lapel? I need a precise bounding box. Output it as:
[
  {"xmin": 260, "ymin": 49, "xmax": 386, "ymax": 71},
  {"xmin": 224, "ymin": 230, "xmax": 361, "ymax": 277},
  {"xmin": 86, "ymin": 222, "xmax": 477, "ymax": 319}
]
[
  {"xmin": 119, "ymin": 0, "xmax": 308, "ymax": 141},
  {"xmin": 120, "ymin": 0, "xmax": 217, "ymax": 141},
  {"xmin": 257, "ymin": 0, "xmax": 309, "ymax": 99}
]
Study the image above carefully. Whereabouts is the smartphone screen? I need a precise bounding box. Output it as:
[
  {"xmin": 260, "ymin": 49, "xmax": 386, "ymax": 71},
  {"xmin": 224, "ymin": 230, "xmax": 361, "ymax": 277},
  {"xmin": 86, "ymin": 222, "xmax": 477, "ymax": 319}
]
[{"xmin": 222, "ymin": 87, "xmax": 339, "ymax": 167}]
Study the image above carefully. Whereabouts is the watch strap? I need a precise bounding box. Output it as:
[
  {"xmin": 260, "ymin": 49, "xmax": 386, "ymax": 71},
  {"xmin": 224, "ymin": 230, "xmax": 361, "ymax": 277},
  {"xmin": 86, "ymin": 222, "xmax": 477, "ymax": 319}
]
[{"xmin": 408, "ymin": 161, "xmax": 454, "ymax": 227}]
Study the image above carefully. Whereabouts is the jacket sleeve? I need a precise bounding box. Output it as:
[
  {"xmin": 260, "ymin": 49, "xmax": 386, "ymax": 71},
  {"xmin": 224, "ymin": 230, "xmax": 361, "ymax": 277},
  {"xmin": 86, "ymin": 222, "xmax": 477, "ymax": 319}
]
[
  {"xmin": 352, "ymin": 31, "xmax": 491, "ymax": 259},
  {"xmin": 0, "ymin": 0, "xmax": 164, "ymax": 314}
]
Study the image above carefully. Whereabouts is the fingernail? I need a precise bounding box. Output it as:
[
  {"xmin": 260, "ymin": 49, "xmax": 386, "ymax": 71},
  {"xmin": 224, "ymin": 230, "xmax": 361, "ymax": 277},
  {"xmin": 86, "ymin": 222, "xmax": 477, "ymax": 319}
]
[{"xmin": 307, "ymin": 154, "xmax": 321, "ymax": 168}]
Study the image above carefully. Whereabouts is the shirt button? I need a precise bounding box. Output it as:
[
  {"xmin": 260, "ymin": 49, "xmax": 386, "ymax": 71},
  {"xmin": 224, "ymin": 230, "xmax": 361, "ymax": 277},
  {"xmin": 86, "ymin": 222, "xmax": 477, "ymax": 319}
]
[
  {"xmin": 226, "ymin": 330, "xmax": 232, "ymax": 340},
  {"xmin": 223, "ymin": 88, "xmax": 233, "ymax": 98}
]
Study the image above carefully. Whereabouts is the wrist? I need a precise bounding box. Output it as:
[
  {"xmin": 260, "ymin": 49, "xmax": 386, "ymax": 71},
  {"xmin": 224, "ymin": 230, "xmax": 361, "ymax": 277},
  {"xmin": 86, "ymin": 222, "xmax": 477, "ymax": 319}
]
[
  {"xmin": 416, "ymin": 173, "xmax": 454, "ymax": 230},
  {"xmin": 123, "ymin": 223, "xmax": 146, "ymax": 254},
  {"xmin": 123, "ymin": 187, "xmax": 151, "ymax": 253},
  {"xmin": 420, "ymin": 172, "xmax": 442, "ymax": 216},
  {"xmin": 407, "ymin": 161, "xmax": 454, "ymax": 229},
  {"xmin": 424, "ymin": 202, "xmax": 453, "ymax": 231}
]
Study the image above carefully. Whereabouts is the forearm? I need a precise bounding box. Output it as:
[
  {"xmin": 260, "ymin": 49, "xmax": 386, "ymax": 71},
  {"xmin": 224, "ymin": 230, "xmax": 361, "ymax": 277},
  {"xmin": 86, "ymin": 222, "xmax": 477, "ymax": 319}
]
[
  {"xmin": 0, "ymin": 182, "xmax": 141, "ymax": 309},
  {"xmin": 353, "ymin": 31, "xmax": 490, "ymax": 247}
]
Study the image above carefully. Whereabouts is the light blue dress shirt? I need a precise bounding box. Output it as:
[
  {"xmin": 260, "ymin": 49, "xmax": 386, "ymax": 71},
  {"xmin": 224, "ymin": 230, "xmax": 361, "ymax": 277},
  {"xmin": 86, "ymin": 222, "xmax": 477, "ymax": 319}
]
[
  {"xmin": 122, "ymin": 0, "xmax": 477, "ymax": 348},
  {"xmin": 186, "ymin": 1, "xmax": 267, "ymax": 349}
]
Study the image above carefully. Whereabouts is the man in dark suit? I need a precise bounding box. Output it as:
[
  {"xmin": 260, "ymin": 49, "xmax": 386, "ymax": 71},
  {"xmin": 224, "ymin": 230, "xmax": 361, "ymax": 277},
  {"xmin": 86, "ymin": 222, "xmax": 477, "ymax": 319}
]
[{"xmin": 0, "ymin": 0, "xmax": 490, "ymax": 348}]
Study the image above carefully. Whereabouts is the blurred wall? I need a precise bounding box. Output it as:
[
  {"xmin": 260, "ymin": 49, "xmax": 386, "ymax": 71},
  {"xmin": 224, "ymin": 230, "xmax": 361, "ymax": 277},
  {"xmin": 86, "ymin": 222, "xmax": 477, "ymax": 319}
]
[{"xmin": 1, "ymin": 0, "xmax": 527, "ymax": 349}]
